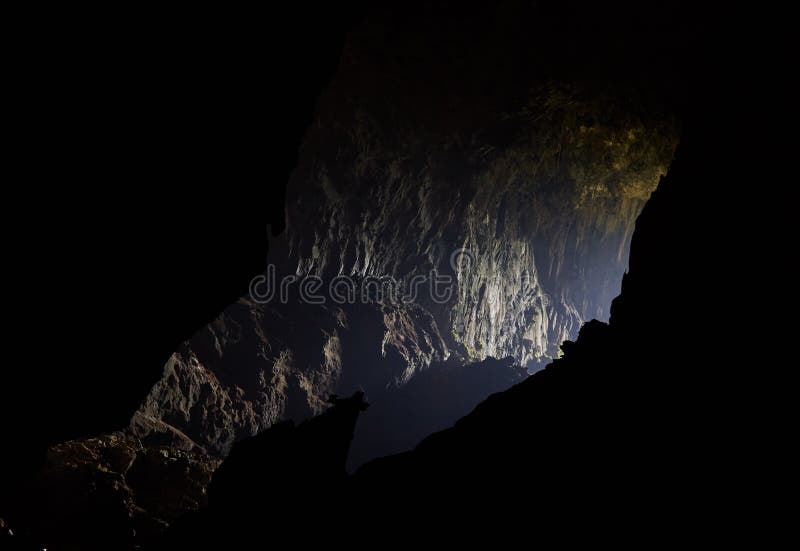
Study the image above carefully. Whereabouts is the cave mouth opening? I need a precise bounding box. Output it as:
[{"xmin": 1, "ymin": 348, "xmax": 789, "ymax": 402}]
[{"xmin": 348, "ymin": 107, "xmax": 679, "ymax": 459}]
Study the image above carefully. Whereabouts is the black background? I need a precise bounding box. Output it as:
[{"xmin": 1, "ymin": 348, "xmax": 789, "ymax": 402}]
[{"xmin": 2, "ymin": 3, "xmax": 363, "ymax": 494}]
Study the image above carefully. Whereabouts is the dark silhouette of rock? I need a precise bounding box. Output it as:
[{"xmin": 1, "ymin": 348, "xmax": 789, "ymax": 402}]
[
  {"xmin": 154, "ymin": 392, "xmax": 368, "ymax": 549},
  {"xmin": 347, "ymin": 356, "xmax": 527, "ymax": 469},
  {"xmin": 10, "ymin": 433, "xmax": 217, "ymax": 550}
]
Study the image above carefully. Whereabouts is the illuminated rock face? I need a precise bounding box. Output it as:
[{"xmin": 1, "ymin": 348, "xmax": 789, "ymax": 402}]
[
  {"xmin": 130, "ymin": 81, "xmax": 676, "ymax": 459},
  {"xmin": 282, "ymin": 80, "xmax": 677, "ymax": 372},
  {"xmin": 131, "ymin": 29, "xmax": 678, "ymax": 459}
]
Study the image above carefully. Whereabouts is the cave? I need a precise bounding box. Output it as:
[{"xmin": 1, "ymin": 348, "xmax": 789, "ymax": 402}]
[{"xmin": 1, "ymin": 1, "xmax": 784, "ymax": 549}]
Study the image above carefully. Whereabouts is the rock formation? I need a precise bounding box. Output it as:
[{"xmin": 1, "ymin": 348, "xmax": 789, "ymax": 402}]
[
  {"xmin": 129, "ymin": 5, "xmax": 679, "ymax": 469},
  {"xmin": 9, "ymin": 2, "xmax": 756, "ymax": 549}
]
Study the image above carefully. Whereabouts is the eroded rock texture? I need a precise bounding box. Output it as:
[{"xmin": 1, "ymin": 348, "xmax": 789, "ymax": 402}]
[
  {"xmin": 19, "ymin": 433, "xmax": 218, "ymax": 548},
  {"xmin": 128, "ymin": 10, "xmax": 679, "ymax": 466},
  {"xmin": 284, "ymin": 80, "xmax": 677, "ymax": 369}
]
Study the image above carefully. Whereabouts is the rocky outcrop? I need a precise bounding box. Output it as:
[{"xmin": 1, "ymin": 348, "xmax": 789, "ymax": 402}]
[
  {"xmin": 14, "ymin": 433, "xmax": 218, "ymax": 549},
  {"xmin": 154, "ymin": 393, "xmax": 369, "ymax": 550},
  {"xmin": 130, "ymin": 298, "xmax": 364, "ymax": 457}
]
